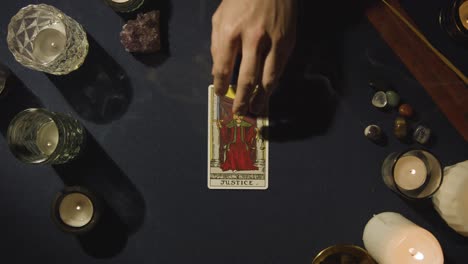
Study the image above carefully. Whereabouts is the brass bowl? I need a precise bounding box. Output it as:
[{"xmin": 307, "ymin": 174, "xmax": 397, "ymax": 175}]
[{"xmin": 312, "ymin": 245, "xmax": 376, "ymax": 264}]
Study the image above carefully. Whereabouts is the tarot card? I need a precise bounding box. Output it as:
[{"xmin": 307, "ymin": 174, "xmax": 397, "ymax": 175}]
[{"xmin": 207, "ymin": 85, "xmax": 269, "ymax": 190}]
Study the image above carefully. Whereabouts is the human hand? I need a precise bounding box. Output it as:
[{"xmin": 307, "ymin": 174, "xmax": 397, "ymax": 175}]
[{"xmin": 211, "ymin": 0, "xmax": 297, "ymax": 114}]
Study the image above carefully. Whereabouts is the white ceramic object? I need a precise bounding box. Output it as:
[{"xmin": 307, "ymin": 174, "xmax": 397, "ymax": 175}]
[{"xmin": 432, "ymin": 160, "xmax": 468, "ymax": 236}]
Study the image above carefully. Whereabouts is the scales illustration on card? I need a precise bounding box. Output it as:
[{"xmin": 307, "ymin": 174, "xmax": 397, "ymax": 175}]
[{"xmin": 208, "ymin": 85, "xmax": 269, "ymax": 190}]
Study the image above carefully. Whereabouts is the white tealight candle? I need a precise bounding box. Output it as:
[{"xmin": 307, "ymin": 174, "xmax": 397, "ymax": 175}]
[
  {"xmin": 59, "ymin": 192, "xmax": 94, "ymax": 228},
  {"xmin": 363, "ymin": 212, "xmax": 444, "ymax": 264},
  {"xmin": 36, "ymin": 121, "xmax": 59, "ymax": 156},
  {"xmin": 32, "ymin": 24, "xmax": 67, "ymax": 64},
  {"xmin": 459, "ymin": 1, "xmax": 468, "ymax": 30},
  {"xmin": 394, "ymin": 156, "xmax": 427, "ymax": 190},
  {"xmin": 112, "ymin": 0, "xmax": 131, "ymax": 3}
]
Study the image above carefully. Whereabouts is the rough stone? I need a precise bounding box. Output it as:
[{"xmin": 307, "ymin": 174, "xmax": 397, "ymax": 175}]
[{"xmin": 120, "ymin": 10, "xmax": 161, "ymax": 53}]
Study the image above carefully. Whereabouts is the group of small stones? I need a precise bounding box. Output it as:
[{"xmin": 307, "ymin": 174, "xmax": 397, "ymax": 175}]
[{"xmin": 364, "ymin": 81, "xmax": 431, "ymax": 145}]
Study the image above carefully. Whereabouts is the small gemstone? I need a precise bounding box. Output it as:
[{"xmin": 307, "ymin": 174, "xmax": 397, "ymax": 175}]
[
  {"xmin": 398, "ymin": 103, "xmax": 414, "ymax": 117},
  {"xmin": 364, "ymin": 125, "xmax": 382, "ymax": 141},
  {"xmin": 120, "ymin": 10, "xmax": 161, "ymax": 53},
  {"xmin": 386, "ymin": 90, "xmax": 400, "ymax": 107},
  {"xmin": 413, "ymin": 125, "xmax": 431, "ymax": 144},
  {"xmin": 372, "ymin": 91, "xmax": 388, "ymax": 108},
  {"xmin": 394, "ymin": 117, "xmax": 408, "ymax": 139}
]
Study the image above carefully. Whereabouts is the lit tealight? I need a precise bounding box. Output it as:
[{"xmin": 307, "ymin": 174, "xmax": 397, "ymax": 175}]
[
  {"xmin": 58, "ymin": 192, "xmax": 94, "ymax": 228},
  {"xmin": 394, "ymin": 156, "xmax": 428, "ymax": 191},
  {"xmin": 36, "ymin": 121, "xmax": 59, "ymax": 156}
]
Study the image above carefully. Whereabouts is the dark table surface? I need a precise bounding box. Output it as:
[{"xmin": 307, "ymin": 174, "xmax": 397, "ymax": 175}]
[{"xmin": 0, "ymin": 0, "xmax": 467, "ymax": 263}]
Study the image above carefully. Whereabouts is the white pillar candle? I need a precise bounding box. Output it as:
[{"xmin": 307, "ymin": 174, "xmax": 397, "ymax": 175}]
[
  {"xmin": 32, "ymin": 23, "xmax": 67, "ymax": 64},
  {"xmin": 36, "ymin": 121, "xmax": 59, "ymax": 155},
  {"xmin": 394, "ymin": 156, "xmax": 427, "ymax": 190},
  {"xmin": 59, "ymin": 192, "xmax": 94, "ymax": 228},
  {"xmin": 363, "ymin": 212, "xmax": 443, "ymax": 264}
]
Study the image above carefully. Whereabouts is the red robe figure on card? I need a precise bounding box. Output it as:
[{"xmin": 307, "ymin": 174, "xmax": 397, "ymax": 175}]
[{"xmin": 220, "ymin": 114, "xmax": 258, "ymax": 171}]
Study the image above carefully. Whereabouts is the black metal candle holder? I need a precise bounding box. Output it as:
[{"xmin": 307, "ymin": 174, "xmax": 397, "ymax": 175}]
[
  {"xmin": 52, "ymin": 186, "xmax": 101, "ymax": 234},
  {"xmin": 103, "ymin": 0, "xmax": 145, "ymax": 13},
  {"xmin": 439, "ymin": 0, "xmax": 468, "ymax": 46}
]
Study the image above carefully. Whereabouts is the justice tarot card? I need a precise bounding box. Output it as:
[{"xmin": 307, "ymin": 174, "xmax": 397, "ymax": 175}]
[{"xmin": 207, "ymin": 85, "xmax": 269, "ymax": 190}]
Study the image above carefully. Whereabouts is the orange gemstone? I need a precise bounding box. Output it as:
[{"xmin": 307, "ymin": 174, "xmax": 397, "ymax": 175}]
[{"xmin": 398, "ymin": 104, "xmax": 413, "ymax": 117}]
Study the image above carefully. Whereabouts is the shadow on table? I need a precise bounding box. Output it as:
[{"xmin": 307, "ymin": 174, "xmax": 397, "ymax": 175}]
[
  {"xmin": 259, "ymin": 0, "xmax": 374, "ymax": 142},
  {"xmin": 77, "ymin": 201, "xmax": 129, "ymax": 258},
  {"xmin": 47, "ymin": 35, "xmax": 132, "ymax": 125},
  {"xmin": 53, "ymin": 132, "xmax": 146, "ymax": 258},
  {"xmin": 119, "ymin": 0, "xmax": 173, "ymax": 67},
  {"xmin": 261, "ymin": 73, "xmax": 338, "ymax": 142},
  {"xmin": 401, "ymin": 198, "xmax": 468, "ymax": 264},
  {"xmin": 0, "ymin": 74, "xmax": 43, "ymax": 136}
]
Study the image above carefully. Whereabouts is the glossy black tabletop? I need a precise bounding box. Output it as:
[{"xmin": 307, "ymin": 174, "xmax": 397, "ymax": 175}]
[{"xmin": 0, "ymin": 0, "xmax": 467, "ymax": 263}]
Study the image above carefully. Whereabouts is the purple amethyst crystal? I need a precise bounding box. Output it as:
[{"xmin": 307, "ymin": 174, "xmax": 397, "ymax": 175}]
[{"xmin": 120, "ymin": 10, "xmax": 161, "ymax": 53}]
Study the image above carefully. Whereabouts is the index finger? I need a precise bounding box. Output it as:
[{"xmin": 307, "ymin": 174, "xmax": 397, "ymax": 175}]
[
  {"xmin": 211, "ymin": 35, "xmax": 238, "ymax": 97},
  {"xmin": 233, "ymin": 48, "xmax": 261, "ymax": 115}
]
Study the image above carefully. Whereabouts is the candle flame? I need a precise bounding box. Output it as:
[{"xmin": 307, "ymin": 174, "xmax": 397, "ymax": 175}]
[
  {"xmin": 410, "ymin": 169, "xmax": 416, "ymax": 175},
  {"xmin": 409, "ymin": 248, "xmax": 424, "ymax": 260},
  {"xmin": 76, "ymin": 205, "xmax": 81, "ymax": 210}
]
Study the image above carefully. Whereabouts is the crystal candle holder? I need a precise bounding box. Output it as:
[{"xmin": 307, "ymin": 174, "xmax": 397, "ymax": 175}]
[
  {"xmin": 7, "ymin": 108, "xmax": 85, "ymax": 164},
  {"xmin": 0, "ymin": 64, "xmax": 9, "ymax": 95},
  {"xmin": 381, "ymin": 149, "xmax": 443, "ymax": 199},
  {"xmin": 52, "ymin": 186, "xmax": 100, "ymax": 234},
  {"xmin": 433, "ymin": 160, "xmax": 468, "ymax": 236},
  {"xmin": 104, "ymin": 0, "xmax": 145, "ymax": 13},
  {"xmin": 7, "ymin": 4, "xmax": 89, "ymax": 75}
]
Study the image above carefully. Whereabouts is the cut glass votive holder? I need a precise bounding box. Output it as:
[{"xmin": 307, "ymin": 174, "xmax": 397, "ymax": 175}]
[
  {"xmin": 381, "ymin": 149, "xmax": 443, "ymax": 199},
  {"xmin": 0, "ymin": 64, "xmax": 9, "ymax": 95},
  {"xmin": 7, "ymin": 4, "xmax": 89, "ymax": 75},
  {"xmin": 7, "ymin": 108, "xmax": 85, "ymax": 164}
]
